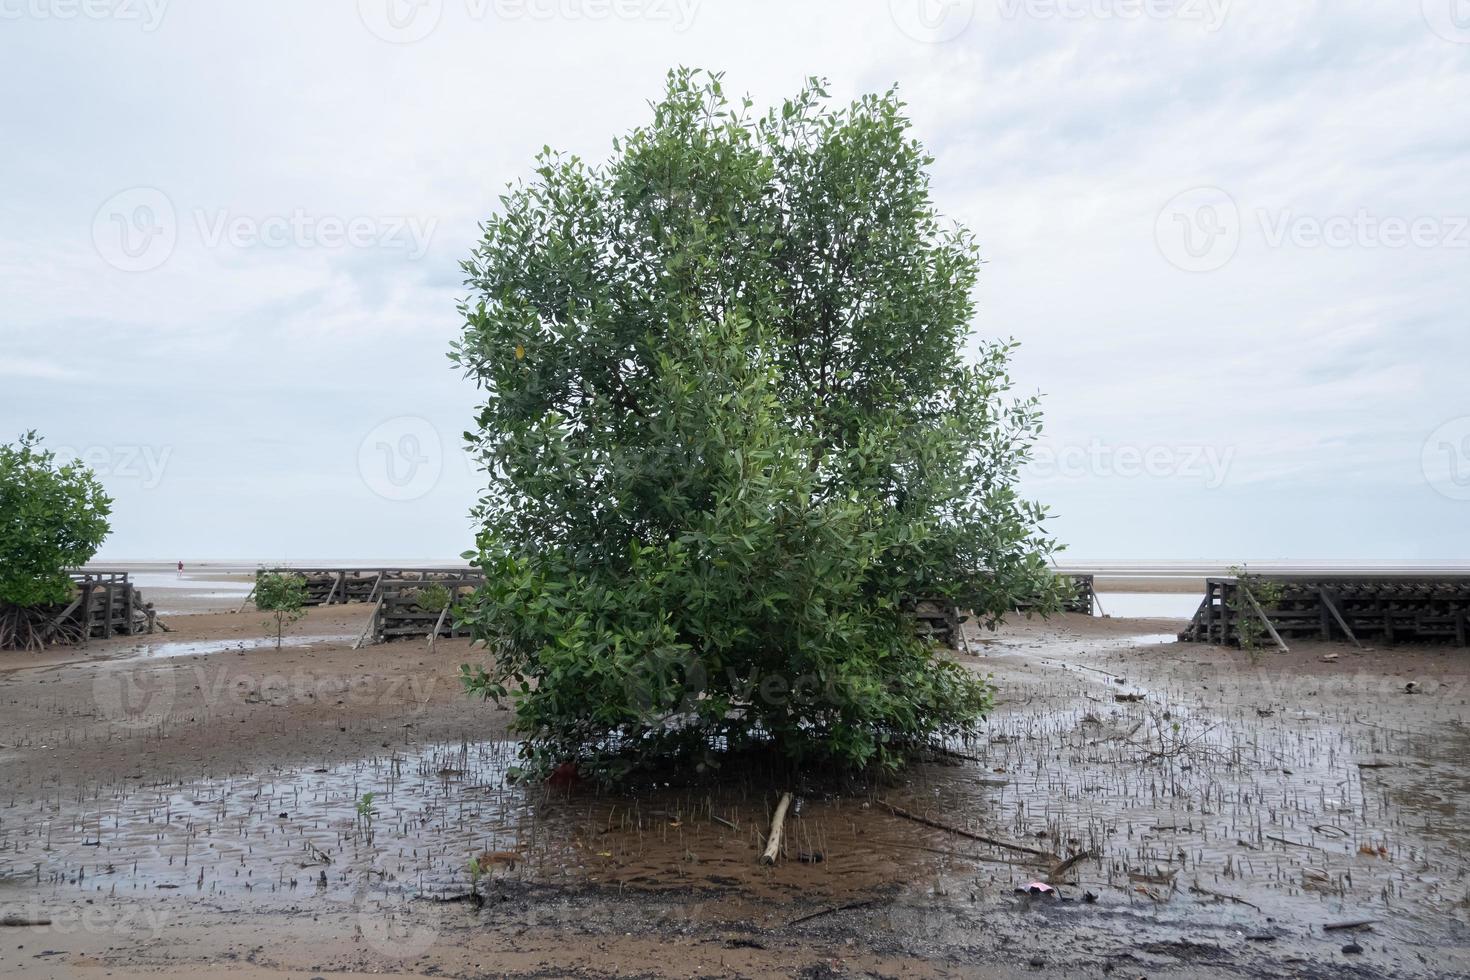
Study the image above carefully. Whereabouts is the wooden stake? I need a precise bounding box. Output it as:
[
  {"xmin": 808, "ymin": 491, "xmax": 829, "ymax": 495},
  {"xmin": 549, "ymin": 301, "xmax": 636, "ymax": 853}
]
[
  {"xmin": 760, "ymin": 792, "xmax": 793, "ymax": 865},
  {"xmin": 1239, "ymin": 583, "xmax": 1290, "ymax": 654},
  {"xmin": 428, "ymin": 603, "xmax": 450, "ymax": 653},
  {"xmin": 1317, "ymin": 587, "xmax": 1363, "ymax": 649},
  {"xmin": 353, "ymin": 595, "xmax": 385, "ymax": 650}
]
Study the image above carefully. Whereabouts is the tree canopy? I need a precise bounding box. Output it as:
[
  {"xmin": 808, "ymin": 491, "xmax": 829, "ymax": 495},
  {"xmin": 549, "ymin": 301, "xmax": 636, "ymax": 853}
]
[
  {"xmin": 452, "ymin": 69, "xmax": 1061, "ymax": 779},
  {"xmin": 0, "ymin": 431, "xmax": 113, "ymax": 609}
]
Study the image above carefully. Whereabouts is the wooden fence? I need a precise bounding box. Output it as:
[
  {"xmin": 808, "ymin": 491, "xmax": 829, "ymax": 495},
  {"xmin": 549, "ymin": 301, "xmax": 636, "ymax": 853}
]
[
  {"xmin": 64, "ymin": 572, "xmax": 163, "ymax": 642},
  {"xmin": 1179, "ymin": 575, "xmax": 1470, "ymax": 648},
  {"xmin": 362, "ymin": 575, "xmax": 484, "ymax": 645},
  {"xmin": 252, "ymin": 567, "xmax": 483, "ymax": 608},
  {"xmin": 1015, "ymin": 574, "xmax": 1095, "ymax": 616}
]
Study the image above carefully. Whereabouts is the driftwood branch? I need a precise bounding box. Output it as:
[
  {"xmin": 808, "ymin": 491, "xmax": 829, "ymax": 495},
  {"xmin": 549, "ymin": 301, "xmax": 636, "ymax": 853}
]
[
  {"xmin": 878, "ymin": 801, "xmax": 1053, "ymax": 858},
  {"xmin": 1047, "ymin": 850, "xmax": 1094, "ymax": 883},
  {"xmin": 760, "ymin": 792, "xmax": 793, "ymax": 865}
]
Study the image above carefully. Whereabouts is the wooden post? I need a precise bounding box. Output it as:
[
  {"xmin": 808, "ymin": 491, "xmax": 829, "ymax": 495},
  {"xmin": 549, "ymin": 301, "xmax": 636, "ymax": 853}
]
[
  {"xmin": 1318, "ymin": 588, "xmax": 1363, "ymax": 649},
  {"xmin": 428, "ymin": 603, "xmax": 450, "ymax": 653},
  {"xmin": 1240, "ymin": 583, "xmax": 1289, "ymax": 654},
  {"xmin": 353, "ymin": 595, "xmax": 385, "ymax": 650},
  {"xmin": 103, "ymin": 579, "xmax": 115, "ymax": 639}
]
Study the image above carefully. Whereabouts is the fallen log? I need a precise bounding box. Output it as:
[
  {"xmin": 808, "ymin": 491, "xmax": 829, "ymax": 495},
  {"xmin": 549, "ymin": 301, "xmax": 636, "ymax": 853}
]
[{"xmin": 1324, "ymin": 919, "xmax": 1378, "ymax": 931}]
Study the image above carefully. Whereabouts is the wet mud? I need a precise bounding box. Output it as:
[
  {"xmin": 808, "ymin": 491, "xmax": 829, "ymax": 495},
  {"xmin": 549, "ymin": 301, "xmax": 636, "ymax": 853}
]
[{"xmin": 0, "ymin": 580, "xmax": 1466, "ymax": 978}]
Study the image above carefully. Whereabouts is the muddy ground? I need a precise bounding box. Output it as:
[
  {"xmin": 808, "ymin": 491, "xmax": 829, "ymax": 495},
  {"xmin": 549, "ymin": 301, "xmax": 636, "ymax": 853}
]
[{"xmin": 0, "ymin": 570, "xmax": 1466, "ymax": 978}]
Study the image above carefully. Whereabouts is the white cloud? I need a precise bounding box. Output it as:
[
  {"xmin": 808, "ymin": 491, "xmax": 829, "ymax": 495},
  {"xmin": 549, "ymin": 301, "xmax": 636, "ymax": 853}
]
[{"xmin": 2, "ymin": 0, "xmax": 1465, "ymax": 559}]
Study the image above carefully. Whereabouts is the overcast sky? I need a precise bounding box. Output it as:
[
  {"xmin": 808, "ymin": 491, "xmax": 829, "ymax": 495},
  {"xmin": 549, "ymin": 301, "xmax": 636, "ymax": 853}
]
[{"xmin": 3, "ymin": 1, "xmax": 1467, "ymax": 563}]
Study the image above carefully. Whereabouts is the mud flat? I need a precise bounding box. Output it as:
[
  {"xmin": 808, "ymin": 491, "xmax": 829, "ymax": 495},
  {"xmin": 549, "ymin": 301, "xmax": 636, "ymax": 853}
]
[{"xmin": 0, "ymin": 603, "xmax": 1466, "ymax": 978}]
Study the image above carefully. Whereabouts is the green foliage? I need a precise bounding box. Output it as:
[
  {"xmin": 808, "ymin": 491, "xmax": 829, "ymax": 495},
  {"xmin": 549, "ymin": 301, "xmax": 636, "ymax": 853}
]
[
  {"xmin": 451, "ymin": 69, "xmax": 1062, "ymax": 780},
  {"xmin": 0, "ymin": 431, "xmax": 112, "ymax": 609},
  {"xmin": 411, "ymin": 583, "xmax": 453, "ymax": 612},
  {"xmin": 1228, "ymin": 565, "xmax": 1286, "ymax": 654},
  {"xmin": 255, "ymin": 571, "xmax": 307, "ymax": 650}
]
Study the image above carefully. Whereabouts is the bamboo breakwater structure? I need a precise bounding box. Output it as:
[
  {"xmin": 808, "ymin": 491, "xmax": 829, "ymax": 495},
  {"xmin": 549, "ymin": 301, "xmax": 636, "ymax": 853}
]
[
  {"xmin": 66, "ymin": 571, "xmax": 165, "ymax": 640},
  {"xmin": 1179, "ymin": 574, "xmax": 1470, "ymax": 649},
  {"xmin": 260, "ymin": 567, "xmax": 1098, "ymax": 648},
  {"xmin": 5, "ymin": 572, "xmax": 166, "ymax": 649},
  {"xmin": 249, "ymin": 567, "xmax": 482, "ymax": 609},
  {"xmin": 365, "ymin": 574, "xmax": 484, "ymax": 647}
]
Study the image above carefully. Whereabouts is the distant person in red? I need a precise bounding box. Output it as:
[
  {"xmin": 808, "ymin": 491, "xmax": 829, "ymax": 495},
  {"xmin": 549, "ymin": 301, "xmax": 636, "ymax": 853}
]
[{"xmin": 177, "ymin": 560, "xmax": 184, "ymax": 577}]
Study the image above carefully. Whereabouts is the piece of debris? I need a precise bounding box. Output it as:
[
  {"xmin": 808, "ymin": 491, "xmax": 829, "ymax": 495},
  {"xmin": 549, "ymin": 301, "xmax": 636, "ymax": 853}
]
[
  {"xmin": 1342, "ymin": 942, "xmax": 1364, "ymax": 955},
  {"xmin": 1114, "ymin": 693, "xmax": 1146, "ymax": 703},
  {"xmin": 760, "ymin": 792, "xmax": 793, "ymax": 866},
  {"xmin": 1015, "ymin": 881, "xmax": 1056, "ymax": 896},
  {"xmin": 1324, "ymin": 919, "xmax": 1378, "ymax": 931},
  {"xmin": 1047, "ymin": 851, "xmax": 1094, "ymax": 884}
]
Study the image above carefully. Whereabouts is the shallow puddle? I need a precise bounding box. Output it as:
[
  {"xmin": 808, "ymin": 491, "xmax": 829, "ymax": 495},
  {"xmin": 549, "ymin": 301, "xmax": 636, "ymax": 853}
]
[{"xmin": 109, "ymin": 634, "xmax": 359, "ymax": 660}]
